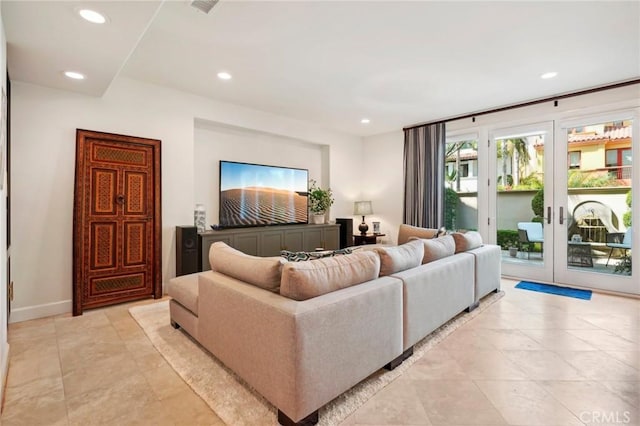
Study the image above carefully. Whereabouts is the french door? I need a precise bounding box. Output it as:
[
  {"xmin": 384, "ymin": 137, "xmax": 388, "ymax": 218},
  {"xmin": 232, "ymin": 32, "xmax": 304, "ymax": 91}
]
[
  {"xmin": 553, "ymin": 112, "xmax": 637, "ymax": 295},
  {"xmin": 487, "ymin": 113, "xmax": 637, "ymax": 295},
  {"xmin": 489, "ymin": 122, "xmax": 554, "ymax": 283}
]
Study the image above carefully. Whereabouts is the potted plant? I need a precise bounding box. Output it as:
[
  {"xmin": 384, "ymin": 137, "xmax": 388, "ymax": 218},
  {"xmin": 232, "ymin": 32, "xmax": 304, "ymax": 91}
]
[{"xmin": 308, "ymin": 179, "xmax": 334, "ymax": 224}]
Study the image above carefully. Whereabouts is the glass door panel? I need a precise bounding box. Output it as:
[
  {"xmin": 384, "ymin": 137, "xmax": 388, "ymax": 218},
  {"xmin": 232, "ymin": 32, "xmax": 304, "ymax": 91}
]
[
  {"xmin": 444, "ymin": 134, "xmax": 479, "ymax": 232},
  {"xmin": 490, "ymin": 123, "xmax": 554, "ymax": 283},
  {"xmin": 554, "ymin": 114, "xmax": 637, "ymax": 295}
]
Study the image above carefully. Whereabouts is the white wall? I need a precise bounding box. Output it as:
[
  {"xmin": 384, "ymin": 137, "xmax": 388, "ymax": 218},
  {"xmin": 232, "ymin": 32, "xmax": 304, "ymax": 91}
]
[
  {"xmin": 193, "ymin": 121, "xmax": 327, "ymax": 226},
  {"xmin": 0, "ymin": 4, "xmax": 9, "ymax": 405},
  {"xmin": 10, "ymin": 77, "xmax": 363, "ymax": 322},
  {"xmin": 362, "ymin": 85, "xmax": 640, "ymax": 244},
  {"xmin": 360, "ymin": 130, "xmax": 403, "ymax": 244}
]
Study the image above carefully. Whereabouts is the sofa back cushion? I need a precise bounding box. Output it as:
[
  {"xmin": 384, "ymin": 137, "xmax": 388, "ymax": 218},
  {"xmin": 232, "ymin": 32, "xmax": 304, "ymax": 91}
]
[
  {"xmin": 280, "ymin": 250, "xmax": 381, "ymax": 301},
  {"xmin": 373, "ymin": 239, "xmax": 424, "ymax": 276},
  {"xmin": 209, "ymin": 242, "xmax": 285, "ymax": 292},
  {"xmin": 451, "ymin": 231, "xmax": 483, "ymax": 253},
  {"xmin": 397, "ymin": 224, "xmax": 439, "ymax": 245},
  {"xmin": 410, "ymin": 235, "xmax": 456, "ymax": 264}
]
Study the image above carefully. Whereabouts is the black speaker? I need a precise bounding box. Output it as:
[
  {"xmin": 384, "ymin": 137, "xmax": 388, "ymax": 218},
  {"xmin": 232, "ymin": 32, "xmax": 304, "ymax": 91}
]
[
  {"xmin": 336, "ymin": 218, "xmax": 353, "ymax": 249},
  {"xmin": 176, "ymin": 226, "xmax": 199, "ymax": 276}
]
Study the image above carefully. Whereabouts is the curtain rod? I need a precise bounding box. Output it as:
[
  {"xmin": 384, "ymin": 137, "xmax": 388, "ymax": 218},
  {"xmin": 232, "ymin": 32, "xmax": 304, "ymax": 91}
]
[{"xmin": 403, "ymin": 78, "xmax": 640, "ymax": 131}]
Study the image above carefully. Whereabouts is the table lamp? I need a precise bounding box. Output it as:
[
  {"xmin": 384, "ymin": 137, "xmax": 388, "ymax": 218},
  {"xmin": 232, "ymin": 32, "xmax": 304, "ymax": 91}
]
[{"xmin": 354, "ymin": 201, "xmax": 373, "ymax": 235}]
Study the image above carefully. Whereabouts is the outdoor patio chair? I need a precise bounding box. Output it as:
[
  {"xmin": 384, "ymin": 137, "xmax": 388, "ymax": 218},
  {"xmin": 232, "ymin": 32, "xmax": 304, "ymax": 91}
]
[
  {"xmin": 606, "ymin": 226, "xmax": 632, "ymax": 266},
  {"xmin": 518, "ymin": 222, "xmax": 544, "ymax": 259}
]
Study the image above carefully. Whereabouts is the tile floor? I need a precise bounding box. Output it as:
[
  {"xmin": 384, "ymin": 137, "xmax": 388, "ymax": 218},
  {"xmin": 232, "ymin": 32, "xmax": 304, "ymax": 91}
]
[{"xmin": 1, "ymin": 279, "xmax": 638, "ymax": 425}]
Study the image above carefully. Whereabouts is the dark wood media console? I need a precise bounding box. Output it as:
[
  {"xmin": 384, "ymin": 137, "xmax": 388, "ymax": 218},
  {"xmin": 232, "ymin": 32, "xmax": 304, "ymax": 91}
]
[{"xmin": 197, "ymin": 223, "xmax": 340, "ymax": 271}]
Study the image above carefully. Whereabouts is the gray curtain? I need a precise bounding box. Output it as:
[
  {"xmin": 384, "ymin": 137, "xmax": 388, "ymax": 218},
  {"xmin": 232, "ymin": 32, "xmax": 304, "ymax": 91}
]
[{"xmin": 403, "ymin": 122, "xmax": 446, "ymax": 228}]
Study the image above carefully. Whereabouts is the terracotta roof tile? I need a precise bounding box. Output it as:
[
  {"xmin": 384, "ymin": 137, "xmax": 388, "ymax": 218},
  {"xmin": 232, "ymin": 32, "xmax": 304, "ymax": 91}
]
[{"xmin": 568, "ymin": 126, "xmax": 631, "ymax": 143}]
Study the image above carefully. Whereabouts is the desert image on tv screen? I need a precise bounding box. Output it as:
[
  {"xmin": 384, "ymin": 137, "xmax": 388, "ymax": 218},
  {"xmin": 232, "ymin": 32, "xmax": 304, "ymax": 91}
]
[{"xmin": 220, "ymin": 162, "xmax": 308, "ymax": 227}]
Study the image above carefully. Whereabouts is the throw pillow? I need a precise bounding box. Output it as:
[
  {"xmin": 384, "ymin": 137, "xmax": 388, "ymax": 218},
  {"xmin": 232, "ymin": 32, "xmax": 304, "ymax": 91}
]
[
  {"xmin": 373, "ymin": 239, "xmax": 424, "ymax": 276},
  {"xmin": 397, "ymin": 224, "xmax": 439, "ymax": 245},
  {"xmin": 409, "ymin": 235, "xmax": 456, "ymax": 264},
  {"xmin": 280, "ymin": 250, "xmax": 380, "ymax": 301},
  {"xmin": 209, "ymin": 242, "xmax": 285, "ymax": 292},
  {"xmin": 451, "ymin": 231, "xmax": 483, "ymax": 253},
  {"xmin": 280, "ymin": 248, "xmax": 354, "ymax": 262}
]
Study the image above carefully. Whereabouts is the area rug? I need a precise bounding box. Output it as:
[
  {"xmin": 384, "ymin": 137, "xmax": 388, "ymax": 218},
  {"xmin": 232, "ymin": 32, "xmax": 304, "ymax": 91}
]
[
  {"xmin": 515, "ymin": 281, "xmax": 592, "ymax": 300},
  {"xmin": 130, "ymin": 290, "xmax": 504, "ymax": 425}
]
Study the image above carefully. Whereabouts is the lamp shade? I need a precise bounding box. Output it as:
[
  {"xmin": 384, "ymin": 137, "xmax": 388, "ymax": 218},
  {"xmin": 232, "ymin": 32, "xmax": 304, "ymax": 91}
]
[{"xmin": 353, "ymin": 201, "xmax": 373, "ymax": 216}]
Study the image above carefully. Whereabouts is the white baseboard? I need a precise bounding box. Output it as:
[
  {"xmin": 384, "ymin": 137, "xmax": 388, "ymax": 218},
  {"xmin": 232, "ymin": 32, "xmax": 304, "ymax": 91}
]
[
  {"xmin": 9, "ymin": 300, "xmax": 72, "ymax": 323},
  {"xmin": 0, "ymin": 343, "xmax": 9, "ymax": 411}
]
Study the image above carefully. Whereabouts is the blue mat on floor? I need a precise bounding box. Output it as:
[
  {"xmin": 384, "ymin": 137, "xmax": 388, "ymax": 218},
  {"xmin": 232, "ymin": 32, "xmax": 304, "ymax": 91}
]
[{"xmin": 515, "ymin": 281, "xmax": 592, "ymax": 300}]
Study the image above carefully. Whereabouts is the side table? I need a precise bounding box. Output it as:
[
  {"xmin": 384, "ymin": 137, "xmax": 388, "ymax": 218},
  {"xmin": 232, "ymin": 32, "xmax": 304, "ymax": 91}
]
[
  {"xmin": 567, "ymin": 242, "xmax": 593, "ymax": 267},
  {"xmin": 353, "ymin": 233, "xmax": 385, "ymax": 246}
]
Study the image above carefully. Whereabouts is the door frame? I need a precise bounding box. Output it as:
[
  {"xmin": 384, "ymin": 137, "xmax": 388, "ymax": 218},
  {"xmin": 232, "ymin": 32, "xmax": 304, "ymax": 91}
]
[{"xmin": 73, "ymin": 129, "xmax": 162, "ymax": 315}]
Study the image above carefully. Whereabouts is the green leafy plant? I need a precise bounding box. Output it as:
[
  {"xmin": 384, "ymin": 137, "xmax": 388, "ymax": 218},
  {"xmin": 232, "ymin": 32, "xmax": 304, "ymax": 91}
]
[
  {"xmin": 497, "ymin": 230, "xmax": 519, "ymax": 249},
  {"xmin": 623, "ymin": 190, "xmax": 632, "ymax": 227},
  {"xmin": 444, "ymin": 187, "xmax": 458, "ymax": 230},
  {"xmin": 614, "ymin": 256, "xmax": 632, "ymax": 274},
  {"xmin": 308, "ymin": 179, "xmax": 334, "ymax": 214},
  {"xmin": 531, "ymin": 188, "xmax": 544, "ymax": 219},
  {"xmin": 516, "ymin": 173, "xmax": 543, "ymax": 190},
  {"xmin": 567, "ymin": 170, "xmax": 617, "ymax": 188}
]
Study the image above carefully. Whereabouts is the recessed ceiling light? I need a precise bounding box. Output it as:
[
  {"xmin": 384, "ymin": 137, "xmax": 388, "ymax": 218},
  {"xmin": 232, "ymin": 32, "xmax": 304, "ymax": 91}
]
[
  {"xmin": 217, "ymin": 72, "xmax": 232, "ymax": 80},
  {"xmin": 64, "ymin": 71, "xmax": 85, "ymax": 80},
  {"xmin": 78, "ymin": 9, "xmax": 107, "ymax": 24},
  {"xmin": 540, "ymin": 71, "xmax": 558, "ymax": 79},
  {"xmin": 361, "ymin": 118, "xmax": 370, "ymax": 124}
]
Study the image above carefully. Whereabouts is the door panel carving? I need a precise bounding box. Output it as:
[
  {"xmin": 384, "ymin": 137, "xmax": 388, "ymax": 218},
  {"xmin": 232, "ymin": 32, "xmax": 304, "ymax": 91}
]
[
  {"xmin": 90, "ymin": 223, "xmax": 116, "ymax": 270},
  {"xmin": 74, "ymin": 130, "xmax": 161, "ymax": 315},
  {"xmin": 124, "ymin": 172, "xmax": 146, "ymax": 215},
  {"xmin": 124, "ymin": 222, "xmax": 146, "ymax": 266},
  {"xmin": 91, "ymin": 169, "xmax": 117, "ymax": 215}
]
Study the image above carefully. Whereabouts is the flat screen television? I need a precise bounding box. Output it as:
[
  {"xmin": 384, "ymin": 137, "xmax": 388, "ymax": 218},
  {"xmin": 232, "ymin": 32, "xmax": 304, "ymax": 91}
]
[{"xmin": 219, "ymin": 161, "xmax": 309, "ymax": 228}]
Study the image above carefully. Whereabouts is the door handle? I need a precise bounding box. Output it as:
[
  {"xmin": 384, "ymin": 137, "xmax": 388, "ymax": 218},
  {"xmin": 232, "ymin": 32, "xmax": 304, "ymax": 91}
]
[
  {"xmin": 559, "ymin": 206, "xmax": 564, "ymax": 225},
  {"xmin": 115, "ymin": 194, "xmax": 125, "ymax": 205},
  {"xmin": 547, "ymin": 207, "xmax": 551, "ymax": 225}
]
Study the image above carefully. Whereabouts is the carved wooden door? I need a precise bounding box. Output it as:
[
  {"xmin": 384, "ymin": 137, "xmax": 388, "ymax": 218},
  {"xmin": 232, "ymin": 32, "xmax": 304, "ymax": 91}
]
[{"xmin": 73, "ymin": 130, "xmax": 161, "ymax": 315}]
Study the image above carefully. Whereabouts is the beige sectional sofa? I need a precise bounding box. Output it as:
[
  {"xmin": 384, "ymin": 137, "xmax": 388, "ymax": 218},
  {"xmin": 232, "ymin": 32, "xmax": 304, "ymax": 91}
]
[{"xmin": 168, "ymin": 225, "xmax": 501, "ymax": 426}]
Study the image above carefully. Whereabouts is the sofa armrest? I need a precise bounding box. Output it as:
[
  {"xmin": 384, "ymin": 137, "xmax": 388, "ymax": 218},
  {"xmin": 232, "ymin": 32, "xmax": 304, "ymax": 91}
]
[
  {"xmin": 466, "ymin": 244, "xmax": 501, "ymax": 301},
  {"xmin": 392, "ymin": 253, "xmax": 474, "ymax": 349},
  {"xmin": 196, "ymin": 271, "xmax": 403, "ymax": 423}
]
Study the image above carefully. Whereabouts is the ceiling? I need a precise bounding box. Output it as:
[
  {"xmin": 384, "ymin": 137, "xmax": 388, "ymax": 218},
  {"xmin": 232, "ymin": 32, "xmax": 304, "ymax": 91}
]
[{"xmin": 3, "ymin": 1, "xmax": 639, "ymax": 136}]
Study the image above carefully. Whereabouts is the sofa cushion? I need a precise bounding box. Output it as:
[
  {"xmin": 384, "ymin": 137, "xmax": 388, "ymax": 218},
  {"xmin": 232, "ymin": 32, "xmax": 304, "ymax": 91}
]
[
  {"xmin": 451, "ymin": 231, "xmax": 483, "ymax": 253},
  {"xmin": 209, "ymin": 242, "xmax": 285, "ymax": 292},
  {"xmin": 397, "ymin": 224, "xmax": 439, "ymax": 245},
  {"xmin": 168, "ymin": 273, "xmax": 199, "ymax": 315},
  {"xmin": 280, "ymin": 248, "xmax": 353, "ymax": 262},
  {"xmin": 280, "ymin": 250, "xmax": 381, "ymax": 301},
  {"xmin": 373, "ymin": 239, "xmax": 424, "ymax": 276},
  {"xmin": 410, "ymin": 235, "xmax": 456, "ymax": 264}
]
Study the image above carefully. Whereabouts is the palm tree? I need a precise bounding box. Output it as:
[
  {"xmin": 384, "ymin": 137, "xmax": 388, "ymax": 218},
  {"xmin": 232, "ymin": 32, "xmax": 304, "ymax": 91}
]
[
  {"xmin": 497, "ymin": 138, "xmax": 530, "ymax": 188},
  {"xmin": 445, "ymin": 141, "xmax": 477, "ymax": 192}
]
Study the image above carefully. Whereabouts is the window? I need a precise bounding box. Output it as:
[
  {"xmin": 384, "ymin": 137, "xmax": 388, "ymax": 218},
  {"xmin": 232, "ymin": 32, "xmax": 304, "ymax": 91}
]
[
  {"xmin": 605, "ymin": 149, "xmax": 619, "ymax": 167},
  {"xmin": 568, "ymin": 151, "xmax": 581, "ymax": 169},
  {"xmin": 444, "ymin": 135, "xmax": 478, "ymax": 231},
  {"xmin": 459, "ymin": 163, "xmax": 469, "ymax": 178},
  {"xmin": 606, "ymin": 148, "xmax": 632, "ymax": 179}
]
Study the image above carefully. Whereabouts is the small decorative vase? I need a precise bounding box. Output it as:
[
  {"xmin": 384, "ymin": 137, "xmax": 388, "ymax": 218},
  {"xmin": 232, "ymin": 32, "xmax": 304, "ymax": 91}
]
[
  {"xmin": 311, "ymin": 213, "xmax": 325, "ymax": 224},
  {"xmin": 194, "ymin": 204, "xmax": 206, "ymax": 233}
]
